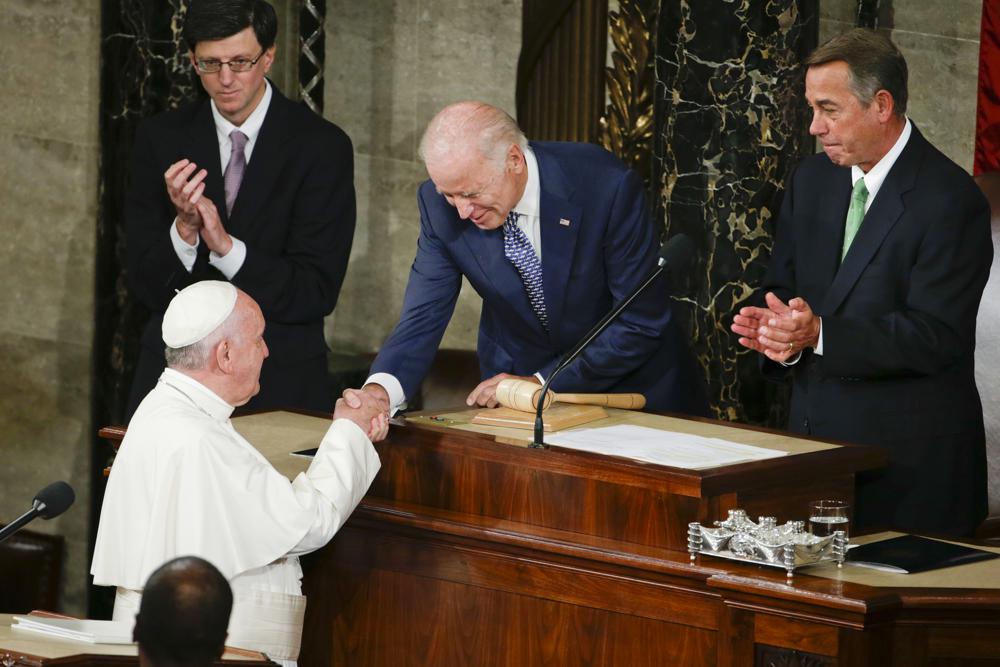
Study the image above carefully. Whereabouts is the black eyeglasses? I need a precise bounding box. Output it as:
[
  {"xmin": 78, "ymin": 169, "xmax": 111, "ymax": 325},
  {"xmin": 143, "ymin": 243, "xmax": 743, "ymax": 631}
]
[{"xmin": 195, "ymin": 48, "xmax": 266, "ymax": 74}]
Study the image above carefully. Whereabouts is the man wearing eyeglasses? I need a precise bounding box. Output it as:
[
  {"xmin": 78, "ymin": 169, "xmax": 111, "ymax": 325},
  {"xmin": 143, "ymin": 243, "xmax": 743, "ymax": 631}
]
[{"xmin": 124, "ymin": 0, "xmax": 355, "ymax": 418}]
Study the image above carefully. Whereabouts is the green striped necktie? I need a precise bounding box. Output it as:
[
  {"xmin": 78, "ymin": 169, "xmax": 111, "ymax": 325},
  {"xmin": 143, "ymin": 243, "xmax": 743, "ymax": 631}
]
[{"xmin": 841, "ymin": 177, "xmax": 869, "ymax": 261}]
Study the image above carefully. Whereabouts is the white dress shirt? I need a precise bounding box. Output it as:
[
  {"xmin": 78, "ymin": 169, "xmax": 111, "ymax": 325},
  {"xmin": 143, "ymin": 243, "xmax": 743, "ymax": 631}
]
[
  {"xmin": 169, "ymin": 80, "xmax": 274, "ymax": 277},
  {"xmin": 789, "ymin": 118, "xmax": 912, "ymax": 362}
]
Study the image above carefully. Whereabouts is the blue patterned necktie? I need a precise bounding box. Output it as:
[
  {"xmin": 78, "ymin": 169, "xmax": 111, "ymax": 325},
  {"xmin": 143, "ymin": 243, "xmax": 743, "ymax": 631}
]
[{"xmin": 503, "ymin": 211, "xmax": 548, "ymax": 330}]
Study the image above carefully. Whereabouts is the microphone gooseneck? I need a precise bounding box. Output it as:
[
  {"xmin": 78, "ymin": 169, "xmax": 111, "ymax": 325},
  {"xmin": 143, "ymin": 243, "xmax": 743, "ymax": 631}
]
[
  {"xmin": 0, "ymin": 481, "xmax": 76, "ymax": 546},
  {"xmin": 530, "ymin": 234, "xmax": 694, "ymax": 449}
]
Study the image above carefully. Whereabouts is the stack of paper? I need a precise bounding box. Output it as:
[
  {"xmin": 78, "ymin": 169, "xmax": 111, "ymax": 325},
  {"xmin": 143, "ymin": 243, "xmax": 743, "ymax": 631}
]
[
  {"xmin": 545, "ymin": 425, "xmax": 788, "ymax": 469},
  {"xmin": 12, "ymin": 615, "xmax": 134, "ymax": 644}
]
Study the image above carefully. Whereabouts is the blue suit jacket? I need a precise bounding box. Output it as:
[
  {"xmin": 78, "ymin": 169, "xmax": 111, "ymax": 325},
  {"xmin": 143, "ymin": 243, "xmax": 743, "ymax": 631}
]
[{"xmin": 371, "ymin": 142, "xmax": 706, "ymax": 414}]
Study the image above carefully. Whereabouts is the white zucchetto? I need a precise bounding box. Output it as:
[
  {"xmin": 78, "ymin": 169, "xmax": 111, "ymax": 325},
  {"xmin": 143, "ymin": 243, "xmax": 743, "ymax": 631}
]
[{"xmin": 162, "ymin": 281, "xmax": 238, "ymax": 348}]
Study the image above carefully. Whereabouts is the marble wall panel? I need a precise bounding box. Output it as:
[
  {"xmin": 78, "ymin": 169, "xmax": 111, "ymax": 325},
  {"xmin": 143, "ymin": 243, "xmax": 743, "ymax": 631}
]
[
  {"xmin": 0, "ymin": 0, "xmax": 100, "ymax": 614},
  {"xmin": 897, "ymin": 29, "xmax": 979, "ymax": 173},
  {"xmin": 821, "ymin": 0, "xmax": 982, "ymax": 41},
  {"xmin": 326, "ymin": 0, "xmax": 522, "ymax": 360},
  {"xmin": 325, "ymin": 0, "xmax": 420, "ymax": 160},
  {"xmin": 0, "ymin": 335, "xmax": 92, "ymax": 614},
  {"xmin": 325, "ymin": 153, "xmax": 426, "ymax": 348},
  {"xmin": 0, "ymin": 0, "xmax": 98, "ymax": 618},
  {"xmin": 0, "ymin": 1, "xmax": 100, "ymax": 147},
  {"xmin": 818, "ymin": 0, "xmax": 981, "ymax": 172},
  {"xmin": 413, "ymin": 0, "xmax": 522, "ymax": 134},
  {"xmin": 269, "ymin": 0, "xmax": 300, "ymax": 94},
  {"xmin": 0, "ymin": 134, "xmax": 98, "ymax": 344},
  {"xmin": 653, "ymin": 0, "xmax": 815, "ymax": 422}
]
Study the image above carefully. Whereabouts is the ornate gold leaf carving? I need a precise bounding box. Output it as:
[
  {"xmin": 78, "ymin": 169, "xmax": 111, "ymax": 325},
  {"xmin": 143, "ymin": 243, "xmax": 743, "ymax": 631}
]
[{"xmin": 599, "ymin": 0, "xmax": 656, "ymax": 184}]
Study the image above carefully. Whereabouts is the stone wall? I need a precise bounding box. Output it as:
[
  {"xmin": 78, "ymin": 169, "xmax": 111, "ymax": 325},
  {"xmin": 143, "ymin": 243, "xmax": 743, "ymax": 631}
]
[
  {"xmin": 323, "ymin": 0, "xmax": 523, "ymax": 357},
  {"xmin": 0, "ymin": 0, "xmax": 99, "ymax": 615},
  {"xmin": 819, "ymin": 1, "xmax": 982, "ymax": 172}
]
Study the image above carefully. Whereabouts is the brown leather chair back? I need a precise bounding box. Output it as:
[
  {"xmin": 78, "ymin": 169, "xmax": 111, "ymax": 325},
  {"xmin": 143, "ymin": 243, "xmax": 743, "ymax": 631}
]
[{"xmin": 0, "ymin": 526, "xmax": 64, "ymax": 613}]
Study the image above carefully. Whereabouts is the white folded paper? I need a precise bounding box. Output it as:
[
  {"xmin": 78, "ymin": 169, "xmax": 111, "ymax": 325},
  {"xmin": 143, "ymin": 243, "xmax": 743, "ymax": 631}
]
[
  {"xmin": 546, "ymin": 425, "xmax": 788, "ymax": 469},
  {"xmin": 12, "ymin": 615, "xmax": 134, "ymax": 644}
]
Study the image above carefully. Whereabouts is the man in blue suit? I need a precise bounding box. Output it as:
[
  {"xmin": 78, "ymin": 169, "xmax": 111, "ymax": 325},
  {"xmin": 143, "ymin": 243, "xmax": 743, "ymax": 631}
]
[{"xmin": 359, "ymin": 101, "xmax": 706, "ymax": 415}]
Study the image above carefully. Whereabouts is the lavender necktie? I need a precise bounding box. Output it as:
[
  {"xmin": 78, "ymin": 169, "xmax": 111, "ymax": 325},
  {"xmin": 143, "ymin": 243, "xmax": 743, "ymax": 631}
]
[
  {"xmin": 503, "ymin": 211, "xmax": 548, "ymax": 330},
  {"xmin": 224, "ymin": 130, "xmax": 248, "ymax": 216}
]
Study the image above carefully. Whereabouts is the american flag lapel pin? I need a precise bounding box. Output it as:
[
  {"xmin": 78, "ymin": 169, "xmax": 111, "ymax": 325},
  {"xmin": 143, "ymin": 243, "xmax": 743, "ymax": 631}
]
[{"xmin": 559, "ymin": 218, "xmax": 571, "ymax": 227}]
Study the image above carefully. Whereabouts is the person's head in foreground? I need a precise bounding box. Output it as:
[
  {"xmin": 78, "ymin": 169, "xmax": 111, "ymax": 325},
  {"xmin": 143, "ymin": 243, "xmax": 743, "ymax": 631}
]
[{"xmin": 133, "ymin": 556, "xmax": 233, "ymax": 667}]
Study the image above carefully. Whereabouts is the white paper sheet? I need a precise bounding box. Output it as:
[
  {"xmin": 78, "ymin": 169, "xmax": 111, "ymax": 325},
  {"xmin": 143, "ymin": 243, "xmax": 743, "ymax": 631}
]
[
  {"xmin": 12, "ymin": 616, "xmax": 134, "ymax": 644},
  {"xmin": 545, "ymin": 424, "xmax": 788, "ymax": 469}
]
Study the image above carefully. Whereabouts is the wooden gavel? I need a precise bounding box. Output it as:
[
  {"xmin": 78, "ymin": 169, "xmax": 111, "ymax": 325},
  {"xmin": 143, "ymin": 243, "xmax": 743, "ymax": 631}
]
[{"xmin": 494, "ymin": 379, "xmax": 646, "ymax": 412}]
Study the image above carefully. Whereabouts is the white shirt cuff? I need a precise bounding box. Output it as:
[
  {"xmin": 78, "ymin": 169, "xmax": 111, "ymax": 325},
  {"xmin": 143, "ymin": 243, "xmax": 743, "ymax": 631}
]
[
  {"xmin": 209, "ymin": 236, "xmax": 246, "ymax": 279},
  {"xmin": 170, "ymin": 219, "xmax": 198, "ymax": 272},
  {"xmin": 364, "ymin": 373, "xmax": 406, "ymax": 415},
  {"xmin": 533, "ymin": 372, "xmax": 546, "ymax": 385},
  {"xmin": 780, "ymin": 317, "xmax": 822, "ymax": 366},
  {"xmin": 780, "ymin": 351, "xmax": 803, "ymax": 366}
]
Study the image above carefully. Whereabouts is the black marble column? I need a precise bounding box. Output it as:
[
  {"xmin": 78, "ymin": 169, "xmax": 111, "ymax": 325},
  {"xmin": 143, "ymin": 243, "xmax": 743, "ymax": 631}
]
[{"xmin": 652, "ymin": 0, "xmax": 818, "ymax": 423}]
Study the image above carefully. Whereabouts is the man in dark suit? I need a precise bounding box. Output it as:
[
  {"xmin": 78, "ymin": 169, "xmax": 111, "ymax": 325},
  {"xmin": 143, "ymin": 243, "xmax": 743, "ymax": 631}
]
[
  {"xmin": 356, "ymin": 101, "xmax": 706, "ymax": 416},
  {"xmin": 125, "ymin": 0, "xmax": 354, "ymax": 416},
  {"xmin": 732, "ymin": 29, "xmax": 992, "ymax": 537}
]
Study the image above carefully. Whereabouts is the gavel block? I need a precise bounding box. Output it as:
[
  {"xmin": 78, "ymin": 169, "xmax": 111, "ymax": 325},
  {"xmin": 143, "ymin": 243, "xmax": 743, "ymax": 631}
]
[{"xmin": 494, "ymin": 379, "xmax": 646, "ymax": 412}]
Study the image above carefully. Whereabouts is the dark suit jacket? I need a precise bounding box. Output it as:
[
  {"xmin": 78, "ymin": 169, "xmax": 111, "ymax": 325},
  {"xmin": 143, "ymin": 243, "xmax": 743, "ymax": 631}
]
[
  {"xmin": 125, "ymin": 85, "xmax": 355, "ymax": 415},
  {"xmin": 370, "ymin": 141, "xmax": 707, "ymax": 414},
  {"xmin": 762, "ymin": 125, "xmax": 992, "ymax": 536}
]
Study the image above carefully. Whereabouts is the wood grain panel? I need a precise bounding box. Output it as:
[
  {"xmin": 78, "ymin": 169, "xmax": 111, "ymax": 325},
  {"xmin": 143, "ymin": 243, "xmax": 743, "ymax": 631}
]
[
  {"xmin": 365, "ymin": 420, "xmax": 873, "ymax": 551},
  {"xmin": 754, "ymin": 613, "xmax": 839, "ymax": 656},
  {"xmin": 303, "ymin": 534, "xmax": 717, "ymax": 666}
]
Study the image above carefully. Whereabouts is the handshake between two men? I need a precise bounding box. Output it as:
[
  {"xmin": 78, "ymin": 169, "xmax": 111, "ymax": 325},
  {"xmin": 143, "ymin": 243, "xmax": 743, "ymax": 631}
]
[{"xmin": 342, "ymin": 371, "xmax": 543, "ymax": 443}]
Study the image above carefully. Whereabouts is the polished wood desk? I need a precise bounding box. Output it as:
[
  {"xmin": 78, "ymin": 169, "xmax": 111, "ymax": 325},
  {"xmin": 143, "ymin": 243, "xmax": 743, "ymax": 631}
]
[
  {"xmin": 234, "ymin": 408, "xmax": 999, "ymax": 667},
  {"xmin": 103, "ymin": 409, "xmax": 1000, "ymax": 666}
]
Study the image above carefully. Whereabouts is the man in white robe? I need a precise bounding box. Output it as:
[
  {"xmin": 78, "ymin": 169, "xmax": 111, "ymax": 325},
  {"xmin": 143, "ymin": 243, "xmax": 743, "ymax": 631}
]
[{"xmin": 92, "ymin": 281, "xmax": 385, "ymax": 665}]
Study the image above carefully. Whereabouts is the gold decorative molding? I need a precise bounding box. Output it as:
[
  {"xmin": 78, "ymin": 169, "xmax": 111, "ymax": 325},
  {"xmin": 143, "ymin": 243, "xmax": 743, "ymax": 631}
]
[{"xmin": 599, "ymin": 0, "xmax": 655, "ymax": 184}]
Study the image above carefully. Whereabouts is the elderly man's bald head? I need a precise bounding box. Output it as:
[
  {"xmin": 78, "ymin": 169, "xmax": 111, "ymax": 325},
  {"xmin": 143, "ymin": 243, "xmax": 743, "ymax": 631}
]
[
  {"xmin": 419, "ymin": 101, "xmax": 528, "ymax": 170},
  {"xmin": 418, "ymin": 102, "xmax": 531, "ymax": 231}
]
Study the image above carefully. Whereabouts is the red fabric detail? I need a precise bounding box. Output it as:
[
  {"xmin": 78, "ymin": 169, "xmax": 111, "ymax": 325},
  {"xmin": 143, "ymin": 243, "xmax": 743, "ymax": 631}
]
[{"xmin": 976, "ymin": 0, "xmax": 1000, "ymax": 175}]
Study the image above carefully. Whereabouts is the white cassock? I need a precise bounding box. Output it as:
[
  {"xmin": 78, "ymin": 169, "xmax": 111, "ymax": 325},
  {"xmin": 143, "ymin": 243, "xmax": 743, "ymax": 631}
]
[{"xmin": 91, "ymin": 368, "xmax": 380, "ymax": 665}]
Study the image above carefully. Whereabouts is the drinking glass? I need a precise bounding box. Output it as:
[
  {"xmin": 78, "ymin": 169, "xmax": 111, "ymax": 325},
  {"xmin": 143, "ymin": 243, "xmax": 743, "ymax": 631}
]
[{"xmin": 808, "ymin": 499, "xmax": 849, "ymax": 540}]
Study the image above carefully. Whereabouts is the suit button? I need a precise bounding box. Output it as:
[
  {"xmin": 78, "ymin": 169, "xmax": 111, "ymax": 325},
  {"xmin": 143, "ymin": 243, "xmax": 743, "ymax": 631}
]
[{"xmin": 803, "ymin": 418, "xmax": 810, "ymax": 432}]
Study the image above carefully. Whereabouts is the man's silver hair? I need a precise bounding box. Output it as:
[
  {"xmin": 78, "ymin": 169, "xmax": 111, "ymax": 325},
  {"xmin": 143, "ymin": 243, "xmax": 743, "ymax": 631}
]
[
  {"xmin": 418, "ymin": 101, "xmax": 528, "ymax": 171},
  {"xmin": 164, "ymin": 304, "xmax": 246, "ymax": 370}
]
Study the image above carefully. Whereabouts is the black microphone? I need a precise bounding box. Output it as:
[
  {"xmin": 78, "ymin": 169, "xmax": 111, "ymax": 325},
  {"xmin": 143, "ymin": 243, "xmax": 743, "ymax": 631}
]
[
  {"xmin": 530, "ymin": 234, "xmax": 695, "ymax": 448},
  {"xmin": 0, "ymin": 481, "xmax": 75, "ymax": 545}
]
